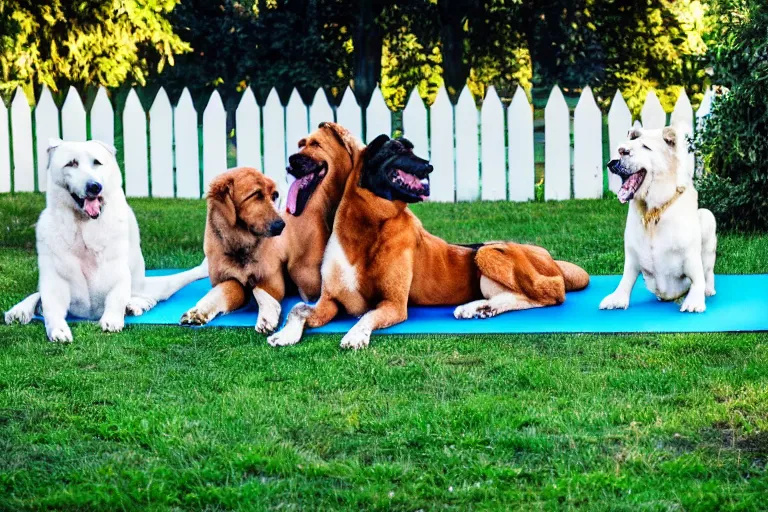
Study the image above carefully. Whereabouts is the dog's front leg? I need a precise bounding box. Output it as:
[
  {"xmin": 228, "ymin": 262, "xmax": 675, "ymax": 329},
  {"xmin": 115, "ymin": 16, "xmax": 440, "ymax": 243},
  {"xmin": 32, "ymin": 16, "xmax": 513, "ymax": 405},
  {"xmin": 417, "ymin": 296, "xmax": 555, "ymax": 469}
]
[
  {"xmin": 600, "ymin": 252, "xmax": 640, "ymax": 310},
  {"xmin": 253, "ymin": 287, "xmax": 282, "ymax": 335},
  {"xmin": 180, "ymin": 280, "xmax": 247, "ymax": 325},
  {"xmin": 100, "ymin": 270, "xmax": 131, "ymax": 333},
  {"xmin": 267, "ymin": 293, "xmax": 339, "ymax": 347},
  {"xmin": 39, "ymin": 274, "xmax": 73, "ymax": 343},
  {"xmin": 339, "ymin": 299, "xmax": 408, "ymax": 350},
  {"xmin": 680, "ymin": 254, "xmax": 707, "ymax": 313}
]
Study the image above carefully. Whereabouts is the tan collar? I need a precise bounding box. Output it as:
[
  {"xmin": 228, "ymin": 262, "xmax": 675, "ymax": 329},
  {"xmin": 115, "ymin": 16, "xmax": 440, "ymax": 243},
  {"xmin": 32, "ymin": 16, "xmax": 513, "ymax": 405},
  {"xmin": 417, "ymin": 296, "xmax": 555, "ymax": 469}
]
[{"xmin": 635, "ymin": 187, "xmax": 685, "ymax": 228}]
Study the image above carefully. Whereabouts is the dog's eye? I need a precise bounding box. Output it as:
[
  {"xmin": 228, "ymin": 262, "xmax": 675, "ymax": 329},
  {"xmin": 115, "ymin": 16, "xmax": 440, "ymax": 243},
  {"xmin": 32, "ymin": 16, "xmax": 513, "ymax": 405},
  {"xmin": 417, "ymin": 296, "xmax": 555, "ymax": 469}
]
[
  {"xmin": 65, "ymin": 159, "xmax": 78, "ymax": 168},
  {"xmin": 93, "ymin": 159, "xmax": 102, "ymax": 166},
  {"xmin": 642, "ymin": 144, "xmax": 652, "ymax": 151},
  {"xmin": 272, "ymin": 192, "xmax": 279, "ymax": 201},
  {"xmin": 254, "ymin": 191, "xmax": 264, "ymax": 200},
  {"xmin": 310, "ymin": 140, "xmax": 320, "ymax": 147}
]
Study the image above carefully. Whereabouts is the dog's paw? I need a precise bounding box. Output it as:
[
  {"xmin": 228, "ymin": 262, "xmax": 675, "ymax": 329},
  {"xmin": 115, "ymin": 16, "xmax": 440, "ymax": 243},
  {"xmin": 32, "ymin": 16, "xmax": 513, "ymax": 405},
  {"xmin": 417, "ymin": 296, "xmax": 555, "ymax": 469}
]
[
  {"xmin": 255, "ymin": 310, "xmax": 279, "ymax": 335},
  {"xmin": 126, "ymin": 297, "xmax": 156, "ymax": 317},
  {"xmin": 180, "ymin": 308, "xmax": 213, "ymax": 326},
  {"xmin": 455, "ymin": 303, "xmax": 497, "ymax": 319},
  {"xmin": 267, "ymin": 325, "xmax": 302, "ymax": 347},
  {"xmin": 680, "ymin": 294, "xmax": 706, "ymax": 313},
  {"xmin": 705, "ymin": 286, "xmax": 716, "ymax": 297},
  {"xmin": 99, "ymin": 313, "xmax": 125, "ymax": 333},
  {"xmin": 47, "ymin": 325, "xmax": 73, "ymax": 343},
  {"xmin": 599, "ymin": 293, "xmax": 630, "ymax": 310},
  {"xmin": 339, "ymin": 327, "xmax": 371, "ymax": 350},
  {"xmin": 5, "ymin": 305, "xmax": 34, "ymax": 325}
]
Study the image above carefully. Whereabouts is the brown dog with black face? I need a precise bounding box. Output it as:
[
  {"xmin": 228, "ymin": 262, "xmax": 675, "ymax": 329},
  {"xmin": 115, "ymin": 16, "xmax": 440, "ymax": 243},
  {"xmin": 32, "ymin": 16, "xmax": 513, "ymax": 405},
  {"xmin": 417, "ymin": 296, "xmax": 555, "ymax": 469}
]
[
  {"xmin": 268, "ymin": 134, "xmax": 590, "ymax": 349},
  {"xmin": 180, "ymin": 123, "xmax": 361, "ymax": 332}
]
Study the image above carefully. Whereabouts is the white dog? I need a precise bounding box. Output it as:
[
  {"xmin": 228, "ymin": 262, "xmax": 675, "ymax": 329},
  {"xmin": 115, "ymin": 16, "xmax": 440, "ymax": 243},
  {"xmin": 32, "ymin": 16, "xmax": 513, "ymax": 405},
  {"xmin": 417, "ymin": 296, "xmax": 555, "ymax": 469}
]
[
  {"xmin": 4, "ymin": 139, "xmax": 208, "ymax": 342},
  {"xmin": 600, "ymin": 125, "xmax": 717, "ymax": 313}
]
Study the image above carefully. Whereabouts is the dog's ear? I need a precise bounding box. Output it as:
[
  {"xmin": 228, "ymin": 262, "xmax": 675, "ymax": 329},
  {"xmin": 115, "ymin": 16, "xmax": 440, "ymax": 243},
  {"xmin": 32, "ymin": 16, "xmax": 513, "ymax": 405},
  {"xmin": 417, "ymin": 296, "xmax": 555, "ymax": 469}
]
[
  {"xmin": 92, "ymin": 140, "xmax": 117, "ymax": 157},
  {"xmin": 662, "ymin": 126, "xmax": 677, "ymax": 147},
  {"xmin": 207, "ymin": 176, "xmax": 237, "ymax": 227},
  {"xmin": 628, "ymin": 127, "xmax": 643, "ymax": 140},
  {"xmin": 395, "ymin": 137, "xmax": 414, "ymax": 151},
  {"xmin": 46, "ymin": 138, "xmax": 63, "ymax": 169},
  {"xmin": 318, "ymin": 122, "xmax": 362, "ymax": 156},
  {"xmin": 365, "ymin": 134, "xmax": 390, "ymax": 163}
]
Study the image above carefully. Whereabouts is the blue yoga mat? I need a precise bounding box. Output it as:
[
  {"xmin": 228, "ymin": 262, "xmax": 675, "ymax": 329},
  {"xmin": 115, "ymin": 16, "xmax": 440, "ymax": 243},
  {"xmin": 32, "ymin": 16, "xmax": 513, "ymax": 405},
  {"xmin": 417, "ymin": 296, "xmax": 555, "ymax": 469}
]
[{"xmin": 46, "ymin": 270, "xmax": 765, "ymax": 334}]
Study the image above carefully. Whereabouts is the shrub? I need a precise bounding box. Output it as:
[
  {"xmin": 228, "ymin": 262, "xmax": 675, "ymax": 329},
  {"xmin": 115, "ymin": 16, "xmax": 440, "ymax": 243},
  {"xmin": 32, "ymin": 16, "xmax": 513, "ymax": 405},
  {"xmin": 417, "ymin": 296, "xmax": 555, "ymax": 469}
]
[{"xmin": 695, "ymin": 0, "xmax": 768, "ymax": 231}]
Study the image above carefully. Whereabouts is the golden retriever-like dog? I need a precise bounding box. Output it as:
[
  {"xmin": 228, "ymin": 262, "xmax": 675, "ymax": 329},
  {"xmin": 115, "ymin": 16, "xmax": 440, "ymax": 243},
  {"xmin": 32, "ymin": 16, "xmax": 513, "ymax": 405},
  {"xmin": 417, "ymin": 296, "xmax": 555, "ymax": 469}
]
[
  {"xmin": 268, "ymin": 135, "xmax": 590, "ymax": 349},
  {"xmin": 180, "ymin": 123, "xmax": 361, "ymax": 331}
]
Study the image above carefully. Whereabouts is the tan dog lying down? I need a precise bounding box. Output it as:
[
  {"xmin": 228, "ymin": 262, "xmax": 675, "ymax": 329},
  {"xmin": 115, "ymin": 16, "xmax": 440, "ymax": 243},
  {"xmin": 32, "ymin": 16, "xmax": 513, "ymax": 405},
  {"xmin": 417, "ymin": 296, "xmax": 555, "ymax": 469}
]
[
  {"xmin": 180, "ymin": 123, "xmax": 361, "ymax": 331},
  {"xmin": 268, "ymin": 135, "xmax": 589, "ymax": 349}
]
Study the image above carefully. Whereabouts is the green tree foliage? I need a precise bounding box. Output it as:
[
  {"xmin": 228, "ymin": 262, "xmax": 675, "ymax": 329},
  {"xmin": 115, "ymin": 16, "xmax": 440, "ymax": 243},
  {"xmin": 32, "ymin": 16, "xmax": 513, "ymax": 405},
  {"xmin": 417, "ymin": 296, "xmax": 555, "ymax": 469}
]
[
  {"xmin": 0, "ymin": 0, "xmax": 188, "ymax": 99},
  {"xmin": 150, "ymin": 0, "xmax": 352, "ymax": 111},
  {"xmin": 695, "ymin": 0, "xmax": 768, "ymax": 231}
]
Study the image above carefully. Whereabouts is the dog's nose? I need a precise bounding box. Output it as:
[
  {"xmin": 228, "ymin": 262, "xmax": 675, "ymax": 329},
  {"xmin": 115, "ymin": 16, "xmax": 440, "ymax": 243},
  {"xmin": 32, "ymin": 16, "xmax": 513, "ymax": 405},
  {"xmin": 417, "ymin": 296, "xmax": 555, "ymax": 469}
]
[
  {"xmin": 618, "ymin": 146, "xmax": 631, "ymax": 157},
  {"xmin": 425, "ymin": 164, "xmax": 434, "ymax": 174},
  {"xmin": 269, "ymin": 219, "xmax": 285, "ymax": 236},
  {"xmin": 85, "ymin": 181, "xmax": 102, "ymax": 197}
]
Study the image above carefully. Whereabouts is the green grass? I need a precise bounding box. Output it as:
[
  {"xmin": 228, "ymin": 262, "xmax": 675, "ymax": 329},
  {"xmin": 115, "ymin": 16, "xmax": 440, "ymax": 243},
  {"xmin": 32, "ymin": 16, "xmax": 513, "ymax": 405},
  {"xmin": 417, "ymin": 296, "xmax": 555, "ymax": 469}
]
[{"xmin": 1, "ymin": 193, "xmax": 767, "ymax": 511}]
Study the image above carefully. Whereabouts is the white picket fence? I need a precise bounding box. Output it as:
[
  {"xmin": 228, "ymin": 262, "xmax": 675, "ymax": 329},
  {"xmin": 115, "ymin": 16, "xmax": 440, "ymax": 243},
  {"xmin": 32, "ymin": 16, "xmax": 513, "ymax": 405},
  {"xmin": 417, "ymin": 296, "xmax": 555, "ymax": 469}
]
[{"xmin": 0, "ymin": 84, "xmax": 715, "ymax": 201}]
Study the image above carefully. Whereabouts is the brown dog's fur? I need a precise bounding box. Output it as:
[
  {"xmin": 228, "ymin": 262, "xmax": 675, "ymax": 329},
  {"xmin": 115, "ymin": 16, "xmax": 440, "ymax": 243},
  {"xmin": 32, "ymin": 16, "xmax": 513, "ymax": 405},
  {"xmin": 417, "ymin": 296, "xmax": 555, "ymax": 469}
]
[
  {"xmin": 180, "ymin": 123, "xmax": 360, "ymax": 331},
  {"xmin": 268, "ymin": 142, "xmax": 589, "ymax": 349},
  {"xmin": 180, "ymin": 167, "xmax": 287, "ymax": 332}
]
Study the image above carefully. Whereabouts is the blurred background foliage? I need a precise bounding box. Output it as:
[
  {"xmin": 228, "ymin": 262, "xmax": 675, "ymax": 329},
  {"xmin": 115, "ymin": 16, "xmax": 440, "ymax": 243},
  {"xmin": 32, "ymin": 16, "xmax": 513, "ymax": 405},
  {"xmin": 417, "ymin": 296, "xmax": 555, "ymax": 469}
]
[{"xmin": 2, "ymin": 0, "xmax": 717, "ymax": 115}]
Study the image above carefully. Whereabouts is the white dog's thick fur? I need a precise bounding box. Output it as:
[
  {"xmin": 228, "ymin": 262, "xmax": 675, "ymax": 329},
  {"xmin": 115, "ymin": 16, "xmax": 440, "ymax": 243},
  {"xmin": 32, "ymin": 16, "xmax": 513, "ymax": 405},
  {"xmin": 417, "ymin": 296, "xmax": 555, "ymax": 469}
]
[
  {"xmin": 4, "ymin": 139, "xmax": 208, "ymax": 341},
  {"xmin": 600, "ymin": 126, "xmax": 717, "ymax": 313}
]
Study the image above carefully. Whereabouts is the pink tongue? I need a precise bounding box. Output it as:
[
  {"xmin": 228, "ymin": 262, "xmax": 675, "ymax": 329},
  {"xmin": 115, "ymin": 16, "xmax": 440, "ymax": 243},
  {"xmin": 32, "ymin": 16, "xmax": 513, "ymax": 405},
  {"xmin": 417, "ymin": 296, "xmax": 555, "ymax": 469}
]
[
  {"xmin": 617, "ymin": 173, "xmax": 642, "ymax": 204},
  {"xmin": 84, "ymin": 198, "xmax": 101, "ymax": 217},
  {"xmin": 286, "ymin": 174, "xmax": 312, "ymax": 215}
]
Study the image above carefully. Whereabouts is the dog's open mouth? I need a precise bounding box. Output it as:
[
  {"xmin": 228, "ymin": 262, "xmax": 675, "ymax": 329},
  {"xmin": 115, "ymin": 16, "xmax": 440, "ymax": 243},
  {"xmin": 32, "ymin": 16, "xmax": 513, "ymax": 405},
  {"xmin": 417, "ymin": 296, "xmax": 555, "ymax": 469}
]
[
  {"xmin": 70, "ymin": 192, "xmax": 103, "ymax": 219},
  {"xmin": 387, "ymin": 168, "xmax": 430, "ymax": 201},
  {"xmin": 608, "ymin": 160, "xmax": 646, "ymax": 204},
  {"xmin": 286, "ymin": 163, "xmax": 327, "ymax": 216}
]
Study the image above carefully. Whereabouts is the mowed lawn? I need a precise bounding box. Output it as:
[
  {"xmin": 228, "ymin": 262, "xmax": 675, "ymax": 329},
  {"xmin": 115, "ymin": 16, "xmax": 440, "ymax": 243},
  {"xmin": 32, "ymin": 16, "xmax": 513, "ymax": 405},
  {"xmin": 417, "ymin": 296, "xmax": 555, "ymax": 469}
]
[{"xmin": 1, "ymin": 193, "xmax": 767, "ymax": 511}]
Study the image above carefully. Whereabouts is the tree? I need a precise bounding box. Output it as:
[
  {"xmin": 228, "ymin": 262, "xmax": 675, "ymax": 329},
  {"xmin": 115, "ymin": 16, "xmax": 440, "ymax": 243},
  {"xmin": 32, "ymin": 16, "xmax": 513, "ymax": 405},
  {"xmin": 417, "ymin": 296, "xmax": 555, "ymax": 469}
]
[
  {"xmin": 0, "ymin": 0, "xmax": 188, "ymax": 98},
  {"xmin": 695, "ymin": 0, "xmax": 768, "ymax": 230}
]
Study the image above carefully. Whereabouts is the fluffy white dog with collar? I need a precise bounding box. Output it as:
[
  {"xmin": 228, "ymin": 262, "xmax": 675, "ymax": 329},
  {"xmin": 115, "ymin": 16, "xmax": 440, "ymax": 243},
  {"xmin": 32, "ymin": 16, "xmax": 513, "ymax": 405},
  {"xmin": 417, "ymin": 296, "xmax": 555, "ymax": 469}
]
[
  {"xmin": 4, "ymin": 139, "xmax": 208, "ymax": 342},
  {"xmin": 600, "ymin": 125, "xmax": 717, "ymax": 313}
]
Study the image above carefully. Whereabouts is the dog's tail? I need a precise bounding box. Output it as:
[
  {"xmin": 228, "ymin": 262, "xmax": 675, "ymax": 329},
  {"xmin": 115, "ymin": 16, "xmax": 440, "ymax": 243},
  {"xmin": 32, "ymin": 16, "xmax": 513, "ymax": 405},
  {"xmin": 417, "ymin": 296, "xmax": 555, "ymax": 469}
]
[{"xmin": 555, "ymin": 260, "xmax": 590, "ymax": 291}]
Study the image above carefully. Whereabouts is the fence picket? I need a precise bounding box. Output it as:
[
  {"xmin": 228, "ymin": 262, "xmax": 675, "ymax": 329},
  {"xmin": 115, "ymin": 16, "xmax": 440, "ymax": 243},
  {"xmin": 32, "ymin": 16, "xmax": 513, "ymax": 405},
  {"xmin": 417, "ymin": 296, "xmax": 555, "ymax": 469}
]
[
  {"xmin": 607, "ymin": 90, "xmax": 631, "ymax": 193},
  {"xmin": 507, "ymin": 85, "xmax": 534, "ymax": 201},
  {"xmin": 640, "ymin": 90, "xmax": 665, "ymax": 129},
  {"xmin": 0, "ymin": 99, "xmax": 9, "ymax": 193},
  {"xmin": 481, "ymin": 86, "xmax": 505, "ymax": 200},
  {"xmin": 263, "ymin": 88, "xmax": 286, "ymax": 186},
  {"xmin": 337, "ymin": 87, "xmax": 362, "ymax": 143},
  {"xmin": 149, "ymin": 87, "xmax": 174, "ymax": 197},
  {"xmin": 429, "ymin": 86, "xmax": 454, "ymax": 202},
  {"xmin": 35, "ymin": 85, "xmax": 60, "ymax": 192},
  {"xmin": 90, "ymin": 86, "xmax": 114, "ymax": 147},
  {"xmin": 11, "ymin": 88, "xmax": 34, "ymax": 192},
  {"xmin": 544, "ymin": 85, "xmax": 570, "ymax": 200},
  {"xmin": 123, "ymin": 88, "xmax": 148, "ymax": 197},
  {"xmin": 366, "ymin": 86, "xmax": 391, "ymax": 143},
  {"xmin": 309, "ymin": 88, "xmax": 334, "ymax": 132},
  {"xmin": 455, "ymin": 86, "xmax": 479, "ymax": 201},
  {"xmin": 573, "ymin": 86, "xmax": 603, "ymax": 199},
  {"xmin": 61, "ymin": 86, "xmax": 86, "ymax": 142},
  {"xmin": 235, "ymin": 87, "xmax": 261, "ymax": 171},
  {"xmin": 696, "ymin": 87, "xmax": 714, "ymax": 128},
  {"xmin": 403, "ymin": 88, "xmax": 428, "ymax": 159},
  {"xmin": 202, "ymin": 90, "xmax": 227, "ymax": 193},
  {"xmin": 286, "ymin": 88, "xmax": 309, "ymax": 152},
  {"xmin": 671, "ymin": 89, "xmax": 695, "ymax": 176},
  {"xmin": 175, "ymin": 88, "xmax": 200, "ymax": 198}
]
